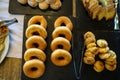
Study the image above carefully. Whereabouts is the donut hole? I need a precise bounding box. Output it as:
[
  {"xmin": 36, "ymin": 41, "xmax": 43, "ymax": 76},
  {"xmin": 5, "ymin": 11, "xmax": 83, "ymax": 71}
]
[
  {"xmin": 61, "ymin": 23, "xmax": 66, "ymax": 26},
  {"xmin": 33, "ymin": 43, "xmax": 39, "ymax": 48},
  {"xmin": 32, "ymin": 31, "xmax": 40, "ymax": 35},
  {"xmin": 30, "ymin": 56, "xmax": 38, "ymax": 59},
  {"xmin": 57, "ymin": 45, "xmax": 63, "ymax": 49},
  {"xmin": 58, "ymin": 56, "xmax": 64, "ymax": 60},
  {"xmin": 35, "ymin": 22, "xmax": 41, "ymax": 25},
  {"xmin": 59, "ymin": 34, "xmax": 65, "ymax": 38},
  {"xmin": 31, "ymin": 67, "xmax": 38, "ymax": 71}
]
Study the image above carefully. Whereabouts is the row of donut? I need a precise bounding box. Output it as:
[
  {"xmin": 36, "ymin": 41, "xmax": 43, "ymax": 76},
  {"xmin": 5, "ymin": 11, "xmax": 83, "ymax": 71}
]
[
  {"xmin": 83, "ymin": 31, "xmax": 117, "ymax": 72},
  {"xmin": 23, "ymin": 15, "xmax": 73, "ymax": 79},
  {"xmin": 17, "ymin": 0, "xmax": 62, "ymax": 10}
]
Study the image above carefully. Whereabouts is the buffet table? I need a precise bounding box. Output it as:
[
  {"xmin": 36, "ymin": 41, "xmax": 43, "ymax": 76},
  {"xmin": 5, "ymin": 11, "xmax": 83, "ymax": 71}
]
[{"xmin": 0, "ymin": 0, "xmax": 76, "ymax": 80}]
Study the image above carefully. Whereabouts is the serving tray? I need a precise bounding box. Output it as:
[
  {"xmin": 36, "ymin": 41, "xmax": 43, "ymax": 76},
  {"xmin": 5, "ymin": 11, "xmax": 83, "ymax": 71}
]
[
  {"xmin": 21, "ymin": 15, "xmax": 76, "ymax": 80},
  {"xmin": 9, "ymin": 0, "xmax": 72, "ymax": 16},
  {"xmin": 74, "ymin": 30, "xmax": 120, "ymax": 80}
]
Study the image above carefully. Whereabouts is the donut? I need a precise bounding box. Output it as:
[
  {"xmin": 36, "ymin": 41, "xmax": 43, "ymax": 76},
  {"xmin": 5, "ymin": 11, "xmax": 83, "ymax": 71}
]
[
  {"xmin": 83, "ymin": 56, "xmax": 95, "ymax": 65},
  {"xmin": 86, "ymin": 42, "xmax": 96, "ymax": 48},
  {"xmin": 99, "ymin": 52, "xmax": 111, "ymax": 60},
  {"xmin": 97, "ymin": 39, "xmax": 108, "ymax": 48},
  {"xmin": 24, "ymin": 48, "xmax": 46, "ymax": 62},
  {"xmin": 25, "ymin": 24, "xmax": 47, "ymax": 39},
  {"xmin": 39, "ymin": 1, "xmax": 49, "ymax": 10},
  {"xmin": 17, "ymin": 0, "xmax": 27, "ymax": 4},
  {"xmin": 50, "ymin": 0, "xmax": 62, "ymax": 10},
  {"xmin": 26, "ymin": 36, "xmax": 47, "ymax": 50},
  {"xmin": 86, "ymin": 47, "xmax": 98, "ymax": 55},
  {"xmin": 51, "ymin": 49, "xmax": 72, "ymax": 66},
  {"xmin": 36, "ymin": 0, "xmax": 44, "ymax": 2},
  {"xmin": 98, "ymin": 47, "xmax": 110, "ymax": 54},
  {"xmin": 93, "ymin": 61, "xmax": 104, "ymax": 72},
  {"xmin": 28, "ymin": 16, "xmax": 47, "ymax": 29},
  {"xmin": 28, "ymin": 0, "xmax": 38, "ymax": 7},
  {"xmin": 84, "ymin": 51, "xmax": 95, "ymax": 58},
  {"xmin": 84, "ymin": 31, "xmax": 95, "ymax": 39},
  {"xmin": 50, "ymin": 37, "xmax": 71, "ymax": 51},
  {"xmin": 105, "ymin": 59, "xmax": 117, "ymax": 65},
  {"xmin": 85, "ymin": 37, "xmax": 96, "ymax": 46},
  {"xmin": 52, "ymin": 27, "xmax": 72, "ymax": 41},
  {"xmin": 23, "ymin": 59, "xmax": 45, "ymax": 78},
  {"xmin": 105, "ymin": 64, "xmax": 116, "ymax": 71},
  {"xmin": 105, "ymin": 50, "xmax": 117, "ymax": 61},
  {"xmin": 54, "ymin": 16, "xmax": 73, "ymax": 31},
  {"xmin": 82, "ymin": 0, "xmax": 116, "ymax": 21}
]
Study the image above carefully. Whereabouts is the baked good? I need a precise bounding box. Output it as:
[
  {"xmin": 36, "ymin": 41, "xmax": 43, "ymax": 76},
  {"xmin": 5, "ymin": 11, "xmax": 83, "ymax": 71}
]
[
  {"xmin": 28, "ymin": 16, "xmax": 47, "ymax": 29},
  {"xmin": 84, "ymin": 31, "xmax": 95, "ymax": 39},
  {"xmin": 82, "ymin": 0, "xmax": 116, "ymax": 21},
  {"xmin": 85, "ymin": 37, "xmax": 96, "ymax": 46},
  {"xmin": 38, "ymin": 1, "xmax": 49, "ymax": 10},
  {"xmin": 86, "ymin": 42, "xmax": 96, "ymax": 48},
  {"xmin": 45, "ymin": 0, "xmax": 56, "ymax": 4},
  {"xmin": 51, "ymin": 49, "xmax": 72, "ymax": 66},
  {"xmin": 54, "ymin": 16, "xmax": 73, "ymax": 31},
  {"xmin": 36, "ymin": 0, "xmax": 44, "ymax": 2},
  {"xmin": 93, "ymin": 61, "xmax": 104, "ymax": 72},
  {"xmin": 105, "ymin": 64, "xmax": 116, "ymax": 71},
  {"xmin": 84, "ymin": 51, "xmax": 95, "ymax": 58},
  {"xmin": 52, "ymin": 27, "xmax": 72, "ymax": 41},
  {"xmin": 26, "ymin": 36, "xmax": 47, "ymax": 50},
  {"xmin": 97, "ymin": 39, "xmax": 108, "ymax": 48},
  {"xmin": 23, "ymin": 59, "xmax": 45, "ymax": 78},
  {"xmin": 24, "ymin": 48, "xmax": 46, "ymax": 62},
  {"xmin": 83, "ymin": 56, "xmax": 95, "ymax": 65},
  {"xmin": 25, "ymin": 24, "xmax": 47, "ymax": 39},
  {"xmin": 50, "ymin": 37, "xmax": 71, "ymax": 51},
  {"xmin": 28, "ymin": 0, "xmax": 38, "ymax": 7},
  {"xmin": 50, "ymin": 0, "xmax": 62, "ymax": 10},
  {"xmin": 98, "ymin": 47, "xmax": 109, "ymax": 54}
]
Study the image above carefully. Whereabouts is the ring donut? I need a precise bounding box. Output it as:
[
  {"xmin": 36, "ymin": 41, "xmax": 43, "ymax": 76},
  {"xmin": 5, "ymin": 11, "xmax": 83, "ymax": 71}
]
[
  {"xmin": 54, "ymin": 16, "xmax": 73, "ymax": 31},
  {"xmin": 24, "ymin": 48, "xmax": 46, "ymax": 62},
  {"xmin": 84, "ymin": 31, "xmax": 95, "ymax": 39},
  {"xmin": 23, "ymin": 59, "xmax": 45, "ymax": 78},
  {"xmin": 52, "ymin": 27, "xmax": 72, "ymax": 41},
  {"xmin": 28, "ymin": 16, "xmax": 47, "ymax": 29},
  {"xmin": 26, "ymin": 36, "xmax": 47, "ymax": 50},
  {"xmin": 93, "ymin": 61, "xmax": 104, "ymax": 72},
  {"xmin": 51, "ymin": 49, "xmax": 72, "ymax": 66},
  {"xmin": 83, "ymin": 56, "xmax": 95, "ymax": 65},
  {"xmin": 25, "ymin": 24, "xmax": 47, "ymax": 39},
  {"xmin": 50, "ymin": 37, "xmax": 71, "ymax": 51},
  {"xmin": 105, "ymin": 64, "xmax": 116, "ymax": 71}
]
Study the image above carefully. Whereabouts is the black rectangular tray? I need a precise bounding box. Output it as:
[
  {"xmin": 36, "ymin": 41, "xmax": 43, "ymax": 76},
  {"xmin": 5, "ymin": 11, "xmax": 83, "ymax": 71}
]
[
  {"xmin": 9, "ymin": 0, "xmax": 72, "ymax": 16},
  {"xmin": 21, "ymin": 15, "xmax": 76, "ymax": 80},
  {"xmin": 74, "ymin": 30, "xmax": 120, "ymax": 80},
  {"xmin": 76, "ymin": 0, "xmax": 120, "ymax": 31}
]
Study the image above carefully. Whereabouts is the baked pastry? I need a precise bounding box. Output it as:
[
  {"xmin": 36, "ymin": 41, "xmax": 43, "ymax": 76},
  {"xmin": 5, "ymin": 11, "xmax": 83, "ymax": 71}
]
[{"xmin": 82, "ymin": 0, "xmax": 116, "ymax": 21}]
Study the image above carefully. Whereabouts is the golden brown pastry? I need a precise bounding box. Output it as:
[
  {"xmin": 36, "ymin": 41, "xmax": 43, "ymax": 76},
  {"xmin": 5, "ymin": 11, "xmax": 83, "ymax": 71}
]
[
  {"xmin": 93, "ymin": 61, "xmax": 104, "ymax": 72},
  {"xmin": 84, "ymin": 51, "xmax": 95, "ymax": 58},
  {"xmin": 97, "ymin": 39, "xmax": 108, "ymax": 48},
  {"xmin": 84, "ymin": 31, "xmax": 95, "ymax": 39},
  {"xmin": 83, "ymin": 56, "xmax": 95, "ymax": 65},
  {"xmin": 28, "ymin": 0, "xmax": 38, "ymax": 7},
  {"xmin": 98, "ymin": 47, "xmax": 110, "ymax": 54},
  {"xmin": 105, "ymin": 64, "xmax": 117, "ymax": 71},
  {"xmin": 38, "ymin": 1, "xmax": 49, "ymax": 10}
]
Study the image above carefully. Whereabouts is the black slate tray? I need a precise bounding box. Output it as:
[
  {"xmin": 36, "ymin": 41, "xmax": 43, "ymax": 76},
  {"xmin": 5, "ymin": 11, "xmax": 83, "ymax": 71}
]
[
  {"xmin": 76, "ymin": 0, "xmax": 120, "ymax": 31},
  {"xmin": 9, "ymin": 0, "xmax": 72, "ymax": 16},
  {"xmin": 74, "ymin": 30, "xmax": 120, "ymax": 80},
  {"xmin": 21, "ymin": 15, "xmax": 76, "ymax": 80}
]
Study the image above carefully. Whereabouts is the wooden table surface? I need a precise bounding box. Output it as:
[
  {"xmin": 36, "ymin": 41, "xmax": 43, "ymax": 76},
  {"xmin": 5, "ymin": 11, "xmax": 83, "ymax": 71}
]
[{"xmin": 0, "ymin": 0, "xmax": 76, "ymax": 80}]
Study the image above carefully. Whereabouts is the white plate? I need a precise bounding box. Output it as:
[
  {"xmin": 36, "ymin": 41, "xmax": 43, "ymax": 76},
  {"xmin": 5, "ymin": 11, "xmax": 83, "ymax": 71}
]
[{"xmin": 0, "ymin": 35, "xmax": 9, "ymax": 64}]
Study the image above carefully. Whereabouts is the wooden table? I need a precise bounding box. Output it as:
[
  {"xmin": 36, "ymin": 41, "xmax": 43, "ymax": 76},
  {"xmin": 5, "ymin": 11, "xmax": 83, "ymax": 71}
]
[{"xmin": 0, "ymin": 0, "xmax": 76, "ymax": 80}]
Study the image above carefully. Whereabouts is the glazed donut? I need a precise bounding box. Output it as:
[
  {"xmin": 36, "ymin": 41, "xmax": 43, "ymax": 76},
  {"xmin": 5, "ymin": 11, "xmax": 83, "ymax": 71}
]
[
  {"xmin": 84, "ymin": 31, "xmax": 95, "ymax": 39},
  {"xmin": 24, "ymin": 48, "xmax": 46, "ymax": 62},
  {"xmin": 105, "ymin": 50, "xmax": 117, "ymax": 61},
  {"xmin": 17, "ymin": 0, "xmax": 27, "ymax": 4},
  {"xmin": 23, "ymin": 59, "xmax": 45, "ymax": 78},
  {"xmin": 25, "ymin": 24, "xmax": 47, "ymax": 39},
  {"xmin": 39, "ymin": 1, "xmax": 49, "ymax": 10},
  {"xmin": 54, "ymin": 16, "xmax": 73, "ymax": 31},
  {"xmin": 28, "ymin": 16, "xmax": 47, "ymax": 29},
  {"xmin": 86, "ymin": 47, "xmax": 98, "ymax": 55},
  {"xmin": 105, "ymin": 64, "xmax": 116, "ymax": 71},
  {"xmin": 84, "ymin": 51, "xmax": 95, "ymax": 58},
  {"xmin": 98, "ymin": 47, "xmax": 110, "ymax": 54},
  {"xmin": 50, "ymin": 0, "xmax": 62, "ymax": 10},
  {"xmin": 50, "ymin": 37, "xmax": 71, "ymax": 51},
  {"xmin": 52, "ymin": 27, "xmax": 72, "ymax": 41},
  {"xmin": 99, "ymin": 52, "xmax": 111, "ymax": 60},
  {"xmin": 86, "ymin": 42, "xmax": 96, "ymax": 48},
  {"xmin": 105, "ymin": 59, "xmax": 117, "ymax": 65},
  {"xmin": 97, "ymin": 39, "xmax": 108, "ymax": 48},
  {"xmin": 85, "ymin": 37, "xmax": 96, "ymax": 46},
  {"xmin": 45, "ymin": 0, "xmax": 56, "ymax": 4},
  {"xmin": 28, "ymin": 0, "xmax": 38, "ymax": 7},
  {"xmin": 51, "ymin": 49, "xmax": 72, "ymax": 66},
  {"xmin": 83, "ymin": 56, "xmax": 95, "ymax": 65},
  {"xmin": 26, "ymin": 36, "xmax": 47, "ymax": 50},
  {"xmin": 93, "ymin": 61, "xmax": 104, "ymax": 72}
]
